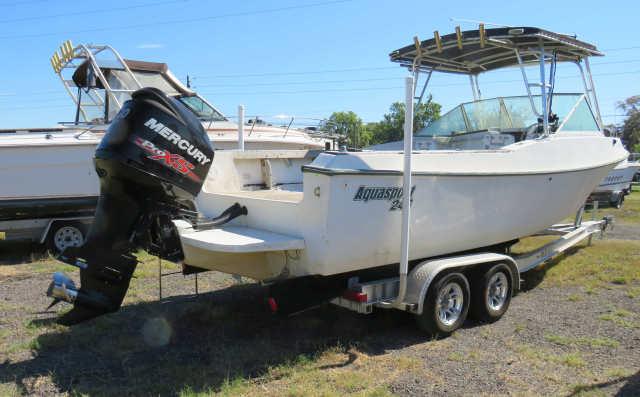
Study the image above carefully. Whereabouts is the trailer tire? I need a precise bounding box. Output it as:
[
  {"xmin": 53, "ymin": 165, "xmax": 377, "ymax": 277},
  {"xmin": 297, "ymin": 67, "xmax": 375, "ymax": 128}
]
[
  {"xmin": 46, "ymin": 221, "xmax": 87, "ymax": 255},
  {"xmin": 612, "ymin": 194, "xmax": 624, "ymax": 209},
  {"xmin": 415, "ymin": 272, "xmax": 470, "ymax": 337},
  {"xmin": 469, "ymin": 263, "xmax": 513, "ymax": 323}
]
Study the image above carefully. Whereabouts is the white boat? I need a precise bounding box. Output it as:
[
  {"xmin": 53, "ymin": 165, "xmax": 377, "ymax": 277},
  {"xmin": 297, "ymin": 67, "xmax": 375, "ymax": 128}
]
[
  {"xmin": 177, "ymin": 27, "xmax": 627, "ymax": 280},
  {"xmin": 589, "ymin": 159, "xmax": 640, "ymax": 207},
  {"xmin": 46, "ymin": 27, "xmax": 627, "ymax": 330},
  {"xmin": 0, "ymin": 42, "xmax": 331, "ymax": 223}
]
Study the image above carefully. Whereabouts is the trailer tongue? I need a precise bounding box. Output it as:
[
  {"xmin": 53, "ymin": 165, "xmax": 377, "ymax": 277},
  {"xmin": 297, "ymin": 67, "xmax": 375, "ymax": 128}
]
[{"xmin": 47, "ymin": 87, "xmax": 219, "ymax": 325}]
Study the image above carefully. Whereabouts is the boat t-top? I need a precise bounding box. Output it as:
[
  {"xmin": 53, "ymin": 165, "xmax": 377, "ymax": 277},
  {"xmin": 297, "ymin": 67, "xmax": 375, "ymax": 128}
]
[
  {"xmin": 373, "ymin": 26, "xmax": 607, "ymax": 151},
  {"xmin": 47, "ymin": 42, "xmax": 331, "ymax": 149},
  {"xmin": 46, "ymin": 27, "xmax": 627, "ymax": 335}
]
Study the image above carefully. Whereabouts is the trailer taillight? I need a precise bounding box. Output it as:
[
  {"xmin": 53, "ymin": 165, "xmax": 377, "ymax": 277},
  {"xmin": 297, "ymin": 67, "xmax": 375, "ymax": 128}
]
[
  {"xmin": 343, "ymin": 290, "xmax": 368, "ymax": 303},
  {"xmin": 267, "ymin": 297, "xmax": 278, "ymax": 313}
]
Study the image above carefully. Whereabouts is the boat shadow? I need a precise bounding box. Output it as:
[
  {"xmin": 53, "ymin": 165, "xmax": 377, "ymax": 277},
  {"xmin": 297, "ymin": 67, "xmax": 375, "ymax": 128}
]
[
  {"xmin": 566, "ymin": 370, "xmax": 640, "ymax": 396},
  {"xmin": 0, "ymin": 241, "xmax": 49, "ymax": 265},
  {"xmin": 0, "ymin": 282, "xmax": 433, "ymax": 396}
]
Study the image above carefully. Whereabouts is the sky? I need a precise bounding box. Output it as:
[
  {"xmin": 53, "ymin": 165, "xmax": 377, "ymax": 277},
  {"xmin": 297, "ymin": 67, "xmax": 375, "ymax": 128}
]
[{"xmin": 0, "ymin": 0, "xmax": 638, "ymax": 128}]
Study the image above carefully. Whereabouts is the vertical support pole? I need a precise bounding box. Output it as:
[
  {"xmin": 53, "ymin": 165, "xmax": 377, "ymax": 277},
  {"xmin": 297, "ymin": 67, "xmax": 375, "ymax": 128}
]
[
  {"xmin": 539, "ymin": 42, "xmax": 549, "ymax": 135},
  {"xmin": 158, "ymin": 256, "xmax": 162, "ymax": 300},
  {"xmin": 238, "ymin": 105, "xmax": 245, "ymax": 151},
  {"xmin": 590, "ymin": 200, "xmax": 599, "ymax": 244},
  {"xmin": 574, "ymin": 205, "xmax": 584, "ymax": 228},
  {"xmin": 195, "ymin": 273, "xmax": 199, "ymax": 295},
  {"xmin": 394, "ymin": 76, "xmax": 414, "ymax": 306},
  {"xmin": 584, "ymin": 57, "xmax": 604, "ymax": 129},
  {"xmin": 415, "ymin": 69, "xmax": 432, "ymax": 108},
  {"xmin": 515, "ymin": 49, "xmax": 539, "ymax": 118},
  {"xmin": 469, "ymin": 75, "xmax": 478, "ymax": 101}
]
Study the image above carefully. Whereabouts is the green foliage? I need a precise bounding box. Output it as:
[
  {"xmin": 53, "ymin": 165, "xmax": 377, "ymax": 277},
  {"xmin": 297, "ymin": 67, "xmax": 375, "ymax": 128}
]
[
  {"xmin": 322, "ymin": 110, "xmax": 370, "ymax": 149},
  {"xmin": 618, "ymin": 95, "xmax": 640, "ymax": 149},
  {"xmin": 367, "ymin": 98, "xmax": 441, "ymax": 145},
  {"xmin": 321, "ymin": 97, "xmax": 441, "ymax": 148}
]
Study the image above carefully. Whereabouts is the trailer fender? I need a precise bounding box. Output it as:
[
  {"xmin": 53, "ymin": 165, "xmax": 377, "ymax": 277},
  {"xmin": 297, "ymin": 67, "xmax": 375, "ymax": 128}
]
[{"xmin": 405, "ymin": 253, "xmax": 518, "ymax": 315}]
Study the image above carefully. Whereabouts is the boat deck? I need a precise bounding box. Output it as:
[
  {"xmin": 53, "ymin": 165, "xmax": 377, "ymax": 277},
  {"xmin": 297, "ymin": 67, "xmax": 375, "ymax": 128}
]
[{"xmin": 219, "ymin": 189, "xmax": 303, "ymax": 203}]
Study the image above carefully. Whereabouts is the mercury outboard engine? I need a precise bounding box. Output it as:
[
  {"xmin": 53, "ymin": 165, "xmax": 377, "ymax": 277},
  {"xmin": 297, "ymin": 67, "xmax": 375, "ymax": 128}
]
[{"xmin": 46, "ymin": 87, "xmax": 224, "ymax": 325}]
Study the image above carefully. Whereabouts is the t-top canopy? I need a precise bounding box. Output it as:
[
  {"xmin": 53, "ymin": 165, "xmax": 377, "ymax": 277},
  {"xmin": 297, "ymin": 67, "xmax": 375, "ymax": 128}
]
[
  {"xmin": 390, "ymin": 26, "xmax": 603, "ymax": 75},
  {"xmin": 71, "ymin": 58, "xmax": 191, "ymax": 95}
]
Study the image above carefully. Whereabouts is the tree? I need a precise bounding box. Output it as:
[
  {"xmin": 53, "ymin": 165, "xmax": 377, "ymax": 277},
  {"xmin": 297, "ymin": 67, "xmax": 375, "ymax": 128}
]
[
  {"xmin": 368, "ymin": 97, "xmax": 441, "ymax": 145},
  {"xmin": 618, "ymin": 95, "xmax": 640, "ymax": 150},
  {"xmin": 322, "ymin": 111, "xmax": 370, "ymax": 148}
]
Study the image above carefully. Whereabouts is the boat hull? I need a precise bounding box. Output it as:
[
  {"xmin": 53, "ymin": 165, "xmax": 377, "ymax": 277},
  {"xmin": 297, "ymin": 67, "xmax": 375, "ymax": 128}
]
[
  {"xmin": 182, "ymin": 135, "xmax": 627, "ymax": 280},
  {"xmin": 0, "ymin": 140, "xmax": 99, "ymax": 217},
  {"xmin": 593, "ymin": 160, "xmax": 640, "ymax": 193}
]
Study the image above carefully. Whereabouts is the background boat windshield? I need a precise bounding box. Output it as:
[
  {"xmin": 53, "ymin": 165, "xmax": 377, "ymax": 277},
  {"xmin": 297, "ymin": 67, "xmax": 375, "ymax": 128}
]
[
  {"xmin": 417, "ymin": 94, "xmax": 599, "ymax": 136},
  {"xmin": 177, "ymin": 96, "xmax": 227, "ymax": 122}
]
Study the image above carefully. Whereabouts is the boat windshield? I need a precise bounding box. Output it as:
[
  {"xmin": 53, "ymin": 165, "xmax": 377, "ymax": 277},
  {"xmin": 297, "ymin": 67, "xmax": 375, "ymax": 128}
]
[
  {"xmin": 102, "ymin": 70, "xmax": 226, "ymax": 122},
  {"xmin": 417, "ymin": 93, "xmax": 599, "ymax": 136},
  {"xmin": 177, "ymin": 96, "xmax": 227, "ymax": 122}
]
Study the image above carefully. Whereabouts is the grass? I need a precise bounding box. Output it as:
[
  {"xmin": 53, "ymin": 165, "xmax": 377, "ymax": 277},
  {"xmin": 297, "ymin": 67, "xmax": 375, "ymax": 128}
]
[
  {"xmin": 512, "ymin": 343, "xmax": 587, "ymax": 369},
  {"xmin": 513, "ymin": 238, "xmax": 640, "ymax": 291},
  {"xmin": 212, "ymin": 348, "xmax": 394, "ymax": 396},
  {"xmin": 585, "ymin": 184, "xmax": 640, "ymax": 224},
  {"xmin": 598, "ymin": 308, "xmax": 639, "ymax": 329},
  {"xmin": 544, "ymin": 334, "xmax": 620, "ymax": 349}
]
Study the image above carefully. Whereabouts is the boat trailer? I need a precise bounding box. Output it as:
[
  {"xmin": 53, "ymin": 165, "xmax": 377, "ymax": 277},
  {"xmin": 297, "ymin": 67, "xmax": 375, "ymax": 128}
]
[{"xmin": 331, "ymin": 203, "xmax": 612, "ymax": 316}]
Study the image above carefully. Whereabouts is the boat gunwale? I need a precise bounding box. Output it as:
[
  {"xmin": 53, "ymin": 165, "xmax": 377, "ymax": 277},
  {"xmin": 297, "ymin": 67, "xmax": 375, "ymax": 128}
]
[{"xmin": 301, "ymin": 158, "xmax": 626, "ymax": 177}]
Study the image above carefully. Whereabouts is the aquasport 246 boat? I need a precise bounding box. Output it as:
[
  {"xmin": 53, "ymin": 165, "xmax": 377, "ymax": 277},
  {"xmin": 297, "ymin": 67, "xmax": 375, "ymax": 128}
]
[
  {"xmin": 47, "ymin": 27, "xmax": 627, "ymax": 333},
  {"xmin": 0, "ymin": 43, "xmax": 331, "ymax": 224}
]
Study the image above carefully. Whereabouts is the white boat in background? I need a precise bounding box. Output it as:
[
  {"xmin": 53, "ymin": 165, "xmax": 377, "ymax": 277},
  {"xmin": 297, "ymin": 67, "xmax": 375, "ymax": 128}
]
[
  {"xmin": 590, "ymin": 160, "xmax": 640, "ymax": 207},
  {"xmin": 0, "ymin": 43, "xmax": 332, "ymax": 245}
]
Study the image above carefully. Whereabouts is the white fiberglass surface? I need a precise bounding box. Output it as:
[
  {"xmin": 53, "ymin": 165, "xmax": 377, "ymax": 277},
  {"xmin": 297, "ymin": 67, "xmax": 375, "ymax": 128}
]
[{"xmin": 417, "ymin": 94, "xmax": 599, "ymax": 136}]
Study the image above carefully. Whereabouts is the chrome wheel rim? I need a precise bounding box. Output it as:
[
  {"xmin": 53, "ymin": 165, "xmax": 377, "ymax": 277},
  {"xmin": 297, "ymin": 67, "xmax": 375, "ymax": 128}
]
[
  {"xmin": 486, "ymin": 272, "xmax": 508, "ymax": 312},
  {"xmin": 53, "ymin": 226, "xmax": 84, "ymax": 252},
  {"xmin": 436, "ymin": 282, "xmax": 464, "ymax": 326}
]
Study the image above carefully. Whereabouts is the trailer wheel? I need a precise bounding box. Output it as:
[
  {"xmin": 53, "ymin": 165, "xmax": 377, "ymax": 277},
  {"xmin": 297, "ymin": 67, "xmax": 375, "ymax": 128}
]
[
  {"xmin": 416, "ymin": 272, "xmax": 470, "ymax": 337},
  {"xmin": 612, "ymin": 194, "xmax": 624, "ymax": 209},
  {"xmin": 46, "ymin": 221, "xmax": 86, "ymax": 254},
  {"xmin": 469, "ymin": 263, "xmax": 513, "ymax": 323}
]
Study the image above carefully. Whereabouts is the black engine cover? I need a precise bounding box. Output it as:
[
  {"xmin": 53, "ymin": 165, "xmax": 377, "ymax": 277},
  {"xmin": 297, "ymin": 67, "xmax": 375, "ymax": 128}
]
[{"xmin": 97, "ymin": 87, "xmax": 213, "ymax": 198}]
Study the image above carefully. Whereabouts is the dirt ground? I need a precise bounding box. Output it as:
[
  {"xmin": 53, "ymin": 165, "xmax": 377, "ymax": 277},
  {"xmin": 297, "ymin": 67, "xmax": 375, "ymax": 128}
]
[{"xmin": 0, "ymin": 191, "xmax": 639, "ymax": 396}]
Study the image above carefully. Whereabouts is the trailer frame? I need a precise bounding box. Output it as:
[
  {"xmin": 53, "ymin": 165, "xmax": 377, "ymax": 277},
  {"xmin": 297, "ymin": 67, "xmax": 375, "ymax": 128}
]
[{"xmin": 331, "ymin": 207, "xmax": 611, "ymax": 317}]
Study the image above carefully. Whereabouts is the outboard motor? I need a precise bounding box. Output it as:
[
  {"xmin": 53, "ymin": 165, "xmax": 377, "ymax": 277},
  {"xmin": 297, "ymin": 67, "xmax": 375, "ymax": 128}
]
[{"xmin": 46, "ymin": 87, "xmax": 217, "ymax": 325}]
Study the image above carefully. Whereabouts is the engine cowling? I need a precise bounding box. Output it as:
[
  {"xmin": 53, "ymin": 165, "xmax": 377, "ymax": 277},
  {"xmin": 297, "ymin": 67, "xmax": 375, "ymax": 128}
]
[{"xmin": 48, "ymin": 87, "xmax": 214, "ymax": 325}]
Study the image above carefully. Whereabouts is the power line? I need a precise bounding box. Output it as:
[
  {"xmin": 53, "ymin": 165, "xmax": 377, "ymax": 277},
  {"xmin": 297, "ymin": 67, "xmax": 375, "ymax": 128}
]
[
  {"xmin": 196, "ymin": 70, "xmax": 640, "ymax": 95},
  {"xmin": 194, "ymin": 65, "xmax": 640, "ymax": 88},
  {"xmin": 196, "ymin": 76, "xmax": 400, "ymax": 88},
  {"xmin": 193, "ymin": 58, "xmax": 640, "ymax": 80},
  {"xmin": 196, "ymin": 66, "xmax": 397, "ymax": 79},
  {"xmin": 603, "ymin": 46, "xmax": 640, "ymax": 52},
  {"xmin": 2, "ymin": 68, "xmax": 638, "ymax": 103},
  {"xmin": 0, "ymin": 0, "xmax": 188, "ymax": 24},
  {"xmin": 0, "ymin": 0, "xmax": 357, "ymax": 40}
]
